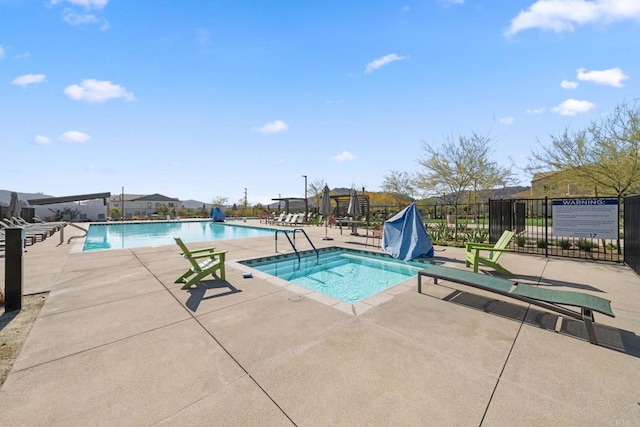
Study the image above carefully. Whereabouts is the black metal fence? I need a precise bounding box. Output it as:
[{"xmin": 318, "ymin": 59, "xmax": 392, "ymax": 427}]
[
  {"xmin": 370, "ymin": 197, "xmax": 624, "ymax": 263},
  {"xmin": 624, "ymin": 194, "xmax": 640, "ymax": 274},
  {"xmin": 489, "ymin": 197, "xmax": 623, "ymax": 263}
]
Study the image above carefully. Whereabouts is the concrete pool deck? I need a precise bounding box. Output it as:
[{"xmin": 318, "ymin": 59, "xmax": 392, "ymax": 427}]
[{"xmin": 1, "ymin": 220, "xmax": 640, "ymax": 425}]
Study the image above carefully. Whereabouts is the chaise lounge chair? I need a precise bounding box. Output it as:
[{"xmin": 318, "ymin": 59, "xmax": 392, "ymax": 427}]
[
  {"xmin": 465, "ymin": 230, "xmax": 515, "ymax": 274},
  {"xmin": 418, "ymin": 265, "xmax": 614, "ymax": 345},
  {"xmin": 174, "ymin": 237, "xmax": 227, "ymax": 290}
]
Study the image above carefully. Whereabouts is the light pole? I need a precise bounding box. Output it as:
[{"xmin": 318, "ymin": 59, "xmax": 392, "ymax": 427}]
[
  {"xmin": 243, "ymin": 188, "xmax": 247, "ymax": 210},
  {"xmin": 302, "ymin": 175, "xmax": 308, "ymax": 219}
]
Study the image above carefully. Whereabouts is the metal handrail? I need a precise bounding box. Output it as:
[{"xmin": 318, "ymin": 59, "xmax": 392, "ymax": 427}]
[
  {"xmin": 274, "ymin": 229, "xmax": 301, "ymax": 264},
  {"xmin": 274, "ymin": 228, "xmax": 319, "ymax": 265},
  {"xmin": 291, "ymin": 228, "xmax": 319, "ymax": 263},
  {"xmin": 58, "ymin": 222, "xmax": 88, "ymax": 245}
]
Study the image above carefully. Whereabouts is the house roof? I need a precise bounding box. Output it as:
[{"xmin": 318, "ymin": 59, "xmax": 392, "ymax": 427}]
[{"xmin": 131, "ymin": 193, "xmax": 180, "ymax": 202}]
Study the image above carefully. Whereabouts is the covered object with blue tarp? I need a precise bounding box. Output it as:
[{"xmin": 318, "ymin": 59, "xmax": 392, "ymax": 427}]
[
  {"xmin": 382, "ymin": 203, "xmax": 434, "ymax": 261},
  {"xmin": 210, "ymin": 207, "xmax": 225, "ymax": 222}
]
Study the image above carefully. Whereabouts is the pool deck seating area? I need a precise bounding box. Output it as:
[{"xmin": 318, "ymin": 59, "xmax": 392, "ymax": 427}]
[{"xmin": 1, "ymin": 219, "xmax": 640, "ymax": 425}]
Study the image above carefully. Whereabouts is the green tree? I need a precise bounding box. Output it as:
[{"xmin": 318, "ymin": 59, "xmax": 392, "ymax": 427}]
[
  {"xmin": 381, "ymin": 170, "xmax": 415, "ymax": 206},
  {"xmin": 415, "ymin": 132, "xmax": 513, "ymax": 209},
  {"xmin": 528, "ymin": 99, "xmax": 640, "ymax": 197}
]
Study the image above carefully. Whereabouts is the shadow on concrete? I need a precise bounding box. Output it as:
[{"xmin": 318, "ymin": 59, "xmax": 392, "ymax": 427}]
[
  {"xmin": 185, "ymin": 280, "xmax": 242, "ymax": 312},
  {"xmin": 440, "ymin": 290, "xmax": 640, "ymax": 358}
]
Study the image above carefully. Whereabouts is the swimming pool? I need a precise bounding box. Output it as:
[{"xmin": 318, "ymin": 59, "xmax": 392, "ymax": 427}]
[
  {"xmin": 83, "ymin": 221, "xmax": 274, "ymax": 251},
  {"xmin": 240, "ymin": 247, "xmax": 436, "ymax": 303}
]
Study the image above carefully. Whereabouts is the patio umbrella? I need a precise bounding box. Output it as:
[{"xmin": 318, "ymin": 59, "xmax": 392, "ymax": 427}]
[
  {"xmin": 320, "ymin": 184, "xmax": 333, "ymax": 240},
  {"xmin": 8, "ymin": 192, "xmax": 21, "ymax": 219},
  {"xmin": 347, "ymin": 188, "xmax": 361, "ymax": 235}
]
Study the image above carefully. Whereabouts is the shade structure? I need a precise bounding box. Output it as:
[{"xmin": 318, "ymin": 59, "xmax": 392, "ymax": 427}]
[
  {"xmin": 8, "ymin": 192, "xmax": 21, "ymax": 218},
  {"xmin": 320, "ymin": 184, "xmax": 333, "ymax": 240},
  {"xmin": 347, "ymin": 188, "xmax": 361, "ymax": 235}
]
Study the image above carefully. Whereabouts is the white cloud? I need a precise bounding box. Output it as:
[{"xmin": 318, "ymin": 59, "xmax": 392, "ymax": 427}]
[
  {"xmin": 365, "ymin": 53, "xmax": 406, "ymax": 73},
  {"xmin": 552, "ymin": 98, "xmax": 595, "ymax": 116},
  {"xmin": 577, "ymin": 67, "xmax": 629, "ymax": 87},
  {"xmin": 258, "ymin": 120, "xmax": 288, "ymax": 134},
  {"xmin": 332, "ymin": 151, "xmax": 356, "ymax": 162},
  {"xmin": 506, "ymin": 0, "xmax": 640, "ymax": 36},
  {"xmin": 401, "ymin": 5, "xmax": 411, "ymax": 12},
  {"xmin": 63, "ymin": 12, "xmax": 99, "ymax": 25},
  {"xmin": 64, "ymin": 79, "xmax": 135, "ymax": 103},
  {"xmin": 0, "ymin": 45, "xmax": 5, "ymax": 59},
  {"xmin": 50, "ymin": 0, "xmax": 108, "ymax": 9},
  {"xmin": 12, "ymin": 74, "xmax": 46, "ymax": 86},
  {"xmin": 33, "ymin": 135, "xmax": 51, "ymax": 145},
  {"xmin": 59, "ymin": 130, "xmax": 91, "ymax": 143},
  {"xmin": 560, "ymin": 79, "xmax": 579, "ymax": 89},
  {"xmin": 526, "ymin": 107, "xmax": 546, "ymax": 115},
  {"xmin": 499, "ymin": 117, "xmax": 515, "ymax": 125}
]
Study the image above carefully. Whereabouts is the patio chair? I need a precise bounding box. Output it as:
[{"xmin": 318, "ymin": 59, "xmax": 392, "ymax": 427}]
[
  {"xmin": 365, "ymin": 224, "xmax": 383, "ymax": 247},
  {"xmin": 283, "ymin": 213, "xmax": 299, "ymax": 226},
  {"xmin": 465, "ymin": 230, "xmax": 515, "ymax": 275},
  {"xmin": 174, "ymin": 237, "xmax": 227, "ymax": 290}
]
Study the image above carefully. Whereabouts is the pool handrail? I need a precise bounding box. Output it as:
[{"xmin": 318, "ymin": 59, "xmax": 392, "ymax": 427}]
[
  {"xmin": 292, "ymin": 228, "xmax": 319, "ymax": 263},
  {"xmin": 274, "ymin": 228, "xmax": 319, "ymax": 265}
]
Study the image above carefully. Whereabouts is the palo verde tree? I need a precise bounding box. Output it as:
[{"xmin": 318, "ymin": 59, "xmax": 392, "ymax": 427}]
[
  {"xmin": 211, "ymin": 196, "xmax": 229, "ymax": 207},
  {"xmin": 381, "ymin": 170, "xmax": 416, "ymax": 207},
  {"xmin": 415, "ymin": 132, "xmax": 513, "ymax": 211},
  {"xmin": 528, "ymin": 99, "xmax": 640, "ymax": 197}
]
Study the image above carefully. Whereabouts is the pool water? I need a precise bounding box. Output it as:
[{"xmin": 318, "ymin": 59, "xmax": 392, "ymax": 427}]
[
  {"xmin": 83, "ymin": 221, "xmax": 274, "ymax": 251},
  {"xmin": 241, "ymin": 248, "xmax": 436, "ymax": 303}
]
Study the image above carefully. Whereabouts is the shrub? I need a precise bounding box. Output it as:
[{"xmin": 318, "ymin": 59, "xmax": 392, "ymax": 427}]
[
  {"xmin": 465, "ymin": 228, "xmax": 489, "ymax": 243},
  {"xmin": 536, "ymin": 239, "xmax": 547, "ymax": 248},
  {"xmin": 576, "ymin": 239, "xmax": 598, "ymax": 252},
  {"xmin": 555, "ymin": 239, "xmax": 572, "ymax": 250},
  {"xmin": 515, "ymin": 235, "xmax": 527, "ymax": 247}
]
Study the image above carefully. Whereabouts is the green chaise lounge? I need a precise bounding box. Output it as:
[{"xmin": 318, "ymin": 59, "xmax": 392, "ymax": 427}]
[
  {"xmin": 418, "ymin": 265, "xmax": 614, "ymax": 345},
  {"xmin": 174, "ymin": 237, "xmax": 227, "ymax": 290}
]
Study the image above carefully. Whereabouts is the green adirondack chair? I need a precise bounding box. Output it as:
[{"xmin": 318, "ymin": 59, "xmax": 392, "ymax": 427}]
[
  {"xmin": 465, "ymin": 230, "xmax": 515, "ymax": 275},
  {"xmin": 174, "ymin": 237, "xmax": 227, "ymax": 289}
]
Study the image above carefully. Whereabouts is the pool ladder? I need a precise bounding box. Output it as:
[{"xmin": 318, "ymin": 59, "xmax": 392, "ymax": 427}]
[{"xmin": 274, "ymin": 228, "xmax": 319, "ymax": 266}]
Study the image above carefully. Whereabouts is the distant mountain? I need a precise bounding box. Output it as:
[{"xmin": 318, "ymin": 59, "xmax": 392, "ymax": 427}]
[{"xmin": 181, "ymin": 199, "xmax": 212, "ymax": 210}]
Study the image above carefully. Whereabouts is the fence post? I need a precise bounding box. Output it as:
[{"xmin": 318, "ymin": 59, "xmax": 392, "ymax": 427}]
[
  {"xmin": 4, "ymin": 228, "xmax": 24, "ymax": 312},
  {"xmin": 544, "ymin": 196, "xmax": 549, "ymax": 258}
]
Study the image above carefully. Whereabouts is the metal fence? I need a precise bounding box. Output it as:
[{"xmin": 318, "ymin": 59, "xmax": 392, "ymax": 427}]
[
  {"xmin": 624, "ymin": 193, "xmax": 640, "ymax": 274},
  {"xmin": 370, "ymin": 198, "xmax": 624, "ymax": 263},
  {"xmin": 489, "ymin": 197, "xmax": 623, "ymax": 263}
]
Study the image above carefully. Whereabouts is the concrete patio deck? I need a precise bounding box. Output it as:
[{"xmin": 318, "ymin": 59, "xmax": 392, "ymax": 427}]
[{"xmin": 1, "ymin": 220, "xmax": 639, "ymax": 426}]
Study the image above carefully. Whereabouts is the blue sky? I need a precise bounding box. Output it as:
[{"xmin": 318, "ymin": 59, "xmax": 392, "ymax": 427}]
[{"xmin": 2, "ymin": 0, "xmax": 639, "ymax": 206}]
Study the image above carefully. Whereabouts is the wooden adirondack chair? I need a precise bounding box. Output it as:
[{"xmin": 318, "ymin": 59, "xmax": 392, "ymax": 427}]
[
  {"xmin": 174, "ymin": 237, "xmax": 227, "ymax": 289},
  {"xmin": 465, "ymin": 230, "xmax": 515, "ymax": 275}
]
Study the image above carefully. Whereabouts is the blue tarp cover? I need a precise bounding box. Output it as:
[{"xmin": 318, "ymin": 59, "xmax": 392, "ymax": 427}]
[
  {"xmin": 210, "ymin": 207, "xmax": 225, "ymax": 222},
  {"xmin": 382, "ymin": 203, "xmax": 434, "ymax": 261}
]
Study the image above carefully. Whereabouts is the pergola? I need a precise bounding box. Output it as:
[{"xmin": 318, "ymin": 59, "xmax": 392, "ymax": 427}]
[
  {"xmin": 270, "ymin": 197, "xmax": 306, "ymax": 214},
  {"xmin": 27, "ymin": 192, "xmax": 111, "ymax": 205},
  {"xmin": 330, "ymin": 194, "xmax": 370, "ymax": 226}
]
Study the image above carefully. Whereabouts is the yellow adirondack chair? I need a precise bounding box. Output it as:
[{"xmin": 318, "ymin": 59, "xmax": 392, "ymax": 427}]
[
  {"xmin": 465, "ymin": 230, "xmax": 515, "ymax": 275},
  {"xmin": 174, "ymin": 237, "xmax": 227, "ymax": 289}
]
